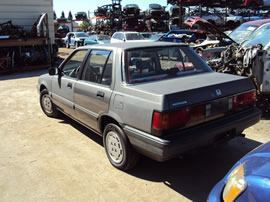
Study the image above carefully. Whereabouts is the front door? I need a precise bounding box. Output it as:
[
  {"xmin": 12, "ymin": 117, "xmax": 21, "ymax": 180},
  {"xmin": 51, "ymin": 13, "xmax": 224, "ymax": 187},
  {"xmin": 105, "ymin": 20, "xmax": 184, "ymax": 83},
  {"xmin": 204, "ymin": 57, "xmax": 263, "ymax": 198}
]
[
  {"xmin": 51, "ymin": 49, "xmax": 88, "ymax": 116},
  {"xmin": 74, "ymin": 49, "xmax": 114, "ymax": 131}
]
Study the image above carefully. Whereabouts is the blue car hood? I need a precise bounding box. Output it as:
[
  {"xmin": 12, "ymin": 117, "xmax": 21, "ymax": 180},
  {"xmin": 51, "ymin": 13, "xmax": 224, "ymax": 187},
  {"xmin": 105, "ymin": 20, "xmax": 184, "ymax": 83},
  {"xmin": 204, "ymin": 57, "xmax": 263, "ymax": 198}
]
[{"xmin": 240, "ymin": 142, "xmax": 270, "ymax": 178}]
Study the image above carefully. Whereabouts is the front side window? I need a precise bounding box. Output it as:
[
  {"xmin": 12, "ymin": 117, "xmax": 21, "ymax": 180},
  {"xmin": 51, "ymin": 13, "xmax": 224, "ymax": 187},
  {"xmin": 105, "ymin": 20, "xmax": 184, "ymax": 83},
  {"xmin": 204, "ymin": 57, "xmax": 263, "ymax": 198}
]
[
  {"xmin": 62, "ymin": 50, "xmax": 88, "ymax": 78},
  {"xmin": 125, "ymin": 46, "xmax": 211, "ymax": 84},
  {"xmin": 81, "ymin": 50, "xmax": 113, "ymax": 86}
]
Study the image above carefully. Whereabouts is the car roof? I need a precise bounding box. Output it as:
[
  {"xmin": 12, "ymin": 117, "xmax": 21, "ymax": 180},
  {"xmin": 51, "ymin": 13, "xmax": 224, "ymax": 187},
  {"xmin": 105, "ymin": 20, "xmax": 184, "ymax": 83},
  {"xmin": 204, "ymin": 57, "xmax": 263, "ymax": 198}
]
[
  {"xmin": 113, "ymin": 31, "xmax": 139, "ymax": 34},
  {"xmin": 75, "ymin": 31, "xmax": 87, "ymax": 33},
  {"xmin": 79, "ymin": 42, "xmax": 187, "ymax": 50},
  {"xmin": 244, "ymin": 18, "xmax": 270, "ymax": 26}
]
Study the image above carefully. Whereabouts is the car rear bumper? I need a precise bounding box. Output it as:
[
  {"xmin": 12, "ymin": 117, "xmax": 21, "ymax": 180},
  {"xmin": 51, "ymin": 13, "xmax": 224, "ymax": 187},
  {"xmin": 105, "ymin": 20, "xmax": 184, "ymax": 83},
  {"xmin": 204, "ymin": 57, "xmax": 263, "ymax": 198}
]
[{"xmin": 123, "ymin": 107, "xmax": 261, "ymax": 162}]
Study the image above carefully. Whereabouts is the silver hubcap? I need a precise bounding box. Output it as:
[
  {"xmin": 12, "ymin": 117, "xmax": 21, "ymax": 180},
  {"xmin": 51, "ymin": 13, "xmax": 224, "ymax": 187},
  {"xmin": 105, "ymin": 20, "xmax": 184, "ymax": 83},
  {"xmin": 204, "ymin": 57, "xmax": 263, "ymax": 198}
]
[
  {"xmin": 106, "ymin": 131, "xmax": 123, "ymax": 164},
  {"xmin": 42, "ymin": 94, "xmax": 53, "ymax": 114}
]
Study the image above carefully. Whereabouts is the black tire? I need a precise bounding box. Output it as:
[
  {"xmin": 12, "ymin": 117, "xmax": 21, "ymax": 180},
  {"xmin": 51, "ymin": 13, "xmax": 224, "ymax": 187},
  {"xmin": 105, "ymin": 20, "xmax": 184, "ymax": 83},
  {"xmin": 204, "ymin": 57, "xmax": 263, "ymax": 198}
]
[
  {"xmin": 66, "ymin": 42, "xmax": 70, "ymax": 49},
  {"xmin": 103, "ymin": 123, "xmax": 139, "ymax": 171},
  {"xmin": 40, "ymin": 89, "xmax": 60, "ymax": 118}
]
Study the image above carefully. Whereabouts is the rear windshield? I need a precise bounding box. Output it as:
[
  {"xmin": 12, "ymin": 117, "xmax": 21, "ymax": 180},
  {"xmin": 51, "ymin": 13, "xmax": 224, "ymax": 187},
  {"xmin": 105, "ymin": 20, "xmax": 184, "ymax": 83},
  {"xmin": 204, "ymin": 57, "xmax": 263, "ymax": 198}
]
[{"xmin": 124, "ymin": 46, "xmax": 211, "ymax": 84}]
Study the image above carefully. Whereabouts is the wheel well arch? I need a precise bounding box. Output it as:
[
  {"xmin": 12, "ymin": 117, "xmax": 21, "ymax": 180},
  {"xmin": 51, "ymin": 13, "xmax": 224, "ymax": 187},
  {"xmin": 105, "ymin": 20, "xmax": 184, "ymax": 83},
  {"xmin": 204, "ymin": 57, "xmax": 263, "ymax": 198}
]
[
  {"xmin": 40, "ymin": 84, "xmax": 47, "ymax": 92},
  {"xmin": 99, "ymin": 115, "xmax": 120, "ymax": 135}
]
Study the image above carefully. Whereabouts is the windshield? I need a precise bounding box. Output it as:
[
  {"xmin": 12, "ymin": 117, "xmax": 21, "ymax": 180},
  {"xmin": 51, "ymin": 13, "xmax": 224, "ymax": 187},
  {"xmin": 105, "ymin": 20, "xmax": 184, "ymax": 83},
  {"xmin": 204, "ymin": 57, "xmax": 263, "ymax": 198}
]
[
  {"xmin": 150, "ymin": 34, "xmax": 163, "ymax": 40},
  {"xmin": 97, "ymin": 35, "xmax": 111, "ymax": 41},
  {"xmin": 149, "ymin": 4, "xmax": 162, "ymax": 9},
  {"xmin": 126, "ymin": 4, "xmax": 138, "ymax": 8},
  {"xmin": 229, "ymin": 24, "xmax": 258, "ymax": 43},
  {"xmin": 242, "ymin": 24, "xmax": 270, "ymax": 47},
  {"xmin": 126, "ymin": 33, "xmax": 144, "ymax": 40},
  {"xmin": 124, "ymin": 46, "xmax": 211, "ymax": 84},
  {"xmin": 76, "ymin": 32, "xmax": 89, "ymax": 37}
]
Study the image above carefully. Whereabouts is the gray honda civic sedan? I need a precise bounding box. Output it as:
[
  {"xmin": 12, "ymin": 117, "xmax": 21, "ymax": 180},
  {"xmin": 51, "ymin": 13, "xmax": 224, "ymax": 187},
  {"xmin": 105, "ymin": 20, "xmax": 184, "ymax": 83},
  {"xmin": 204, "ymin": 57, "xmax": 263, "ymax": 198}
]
[{"xmin": 37, "ymin": 42, "xmax": 261, "ymax": 170}]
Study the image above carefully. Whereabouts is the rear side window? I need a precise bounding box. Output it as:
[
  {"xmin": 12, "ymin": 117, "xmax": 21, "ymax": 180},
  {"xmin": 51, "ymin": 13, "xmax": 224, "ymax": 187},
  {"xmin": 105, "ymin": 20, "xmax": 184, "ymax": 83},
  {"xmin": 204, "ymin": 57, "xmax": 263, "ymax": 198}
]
[
  {"xmin": 125, "ymin": 46, "xmax": 211, "ymax": 84},
  {"xmin": 81, "ymin": 50, "xmax": 113, "ymax": 86}
]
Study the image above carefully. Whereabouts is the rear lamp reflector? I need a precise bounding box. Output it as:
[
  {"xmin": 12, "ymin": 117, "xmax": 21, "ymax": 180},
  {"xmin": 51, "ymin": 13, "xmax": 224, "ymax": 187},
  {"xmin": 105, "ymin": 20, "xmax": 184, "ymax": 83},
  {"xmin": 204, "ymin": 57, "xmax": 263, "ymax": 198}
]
[
  {"xmin": 152, "ymin": 104, "xmax": 205, "ymax": 131},
  {"xmin": 233, "ymin": 90, "xmax": 256, "ymax": 109}
]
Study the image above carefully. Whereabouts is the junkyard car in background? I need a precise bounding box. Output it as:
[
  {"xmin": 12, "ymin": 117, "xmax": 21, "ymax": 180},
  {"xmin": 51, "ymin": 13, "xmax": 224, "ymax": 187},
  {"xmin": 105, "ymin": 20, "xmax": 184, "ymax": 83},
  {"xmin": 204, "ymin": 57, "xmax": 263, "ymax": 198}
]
[
  {"xmin": 208, "ymin": 141, "xmax": 270, "ymax": 202},
  {"xmin": 241, "ymin": 22, "xmax": 270, "ymax": 48},
  {"xmin": 223, "ymin": 13, "xmax": 244, "ymax": 28},
  {"xmin": 110, "ymin": 31, "xmax": 146, "ymax": 43},
  {"xmin": 145, "ymin": 4, "xmax": 165, "ymax": 17},
  {"xmin": 63, "ymin": 32, "xmax": 89, "ymax": 48},
  {"xmin": 37, "ymin": 42, "xmax": 261, "ymax": 171},
  {"xmin": 123, "ymin": 4, "xmax": 140, "ymax": 16},
  {"xmin": 229, "ymin": 19, "xmax": 270, "ymax": 43},
  {"xmin": 187, "ymin": 10, "xmax": 224, "ymax": 26},
  {"xmin": 84, "ymin": 35, "xmax": 111, "ymax": 46},
  {"xmin": 75, "ymin": 12, "xmax": 87, "ymax": 20}
]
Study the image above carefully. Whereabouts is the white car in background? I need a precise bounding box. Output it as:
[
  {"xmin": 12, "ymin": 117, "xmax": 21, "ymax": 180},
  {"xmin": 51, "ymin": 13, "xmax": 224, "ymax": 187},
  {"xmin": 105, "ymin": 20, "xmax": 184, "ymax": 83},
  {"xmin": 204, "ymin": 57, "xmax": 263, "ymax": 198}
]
[
  {"xmin": 111, "ymin": 31, "xmax": 150, "ymax": 43},
  {"xmin": 224, "ymin": 13, "xmax": 244, "ymax": 27}
]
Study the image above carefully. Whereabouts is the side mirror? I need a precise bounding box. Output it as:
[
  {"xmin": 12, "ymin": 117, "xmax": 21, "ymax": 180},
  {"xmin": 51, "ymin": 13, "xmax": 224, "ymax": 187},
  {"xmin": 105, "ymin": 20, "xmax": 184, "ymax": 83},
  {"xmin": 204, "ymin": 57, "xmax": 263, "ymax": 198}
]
[{"xmin": 48, "ymin": 67, "xmax": 59, "ymax": 76}]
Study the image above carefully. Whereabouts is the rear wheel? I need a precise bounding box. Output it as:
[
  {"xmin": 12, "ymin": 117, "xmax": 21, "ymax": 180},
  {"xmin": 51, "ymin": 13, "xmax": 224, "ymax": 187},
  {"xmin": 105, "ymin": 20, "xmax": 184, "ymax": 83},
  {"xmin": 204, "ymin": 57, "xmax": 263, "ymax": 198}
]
[
  {"xmin": 103, "ymin": 123, "xmax": 139, "ymax": 171},
  {"xmin": 40, "ymin": 89, "xmax": 60, "ymax": 118}
]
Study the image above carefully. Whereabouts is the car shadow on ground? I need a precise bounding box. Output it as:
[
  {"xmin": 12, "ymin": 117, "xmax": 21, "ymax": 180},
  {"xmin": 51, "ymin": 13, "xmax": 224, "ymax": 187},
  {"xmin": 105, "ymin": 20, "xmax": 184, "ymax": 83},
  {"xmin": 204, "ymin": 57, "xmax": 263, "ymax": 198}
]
[
  {"xmin": 59, "ymin": 115, "xmax": 103, "ymax": 146},
  {"xmin": 0, "ymin": 69, "xmax": 48, "ymax": 81},
  {"xmin": 58, "ymin": 115, "xmax": 261, "ymax": 202},
  {"xmin": 128, "ymin": 137, "xmax": 262, "ymax": 202}
]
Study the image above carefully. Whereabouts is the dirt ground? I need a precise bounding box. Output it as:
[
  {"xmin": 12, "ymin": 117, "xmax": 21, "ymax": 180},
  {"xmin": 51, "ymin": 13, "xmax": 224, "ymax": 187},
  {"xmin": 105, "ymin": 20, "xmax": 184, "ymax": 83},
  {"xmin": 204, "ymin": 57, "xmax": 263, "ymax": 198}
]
[{"xmin": 0, "ymin": 48, "xmax": 269, "ymax": 202}]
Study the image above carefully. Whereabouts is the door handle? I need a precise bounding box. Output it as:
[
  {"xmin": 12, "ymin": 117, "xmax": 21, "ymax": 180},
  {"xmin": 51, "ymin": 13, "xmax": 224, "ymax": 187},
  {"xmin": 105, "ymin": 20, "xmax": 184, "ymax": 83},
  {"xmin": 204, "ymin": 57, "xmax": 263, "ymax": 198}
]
[
  {"xmin": 67, "ymin": 82, "xmax": 72, "ymax": 88},
  {"xmin": 96, "ymin": 91, "xmax": 104, "ymax": 98}
]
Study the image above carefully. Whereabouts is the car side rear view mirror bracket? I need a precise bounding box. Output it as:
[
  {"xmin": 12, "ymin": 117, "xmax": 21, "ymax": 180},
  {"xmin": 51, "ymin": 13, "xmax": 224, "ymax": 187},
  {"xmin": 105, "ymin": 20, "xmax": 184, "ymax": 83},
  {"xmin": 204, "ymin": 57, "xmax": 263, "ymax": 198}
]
[{"xmin": 48, "ymin": 67, "xmax": 60, "ymax": 76}]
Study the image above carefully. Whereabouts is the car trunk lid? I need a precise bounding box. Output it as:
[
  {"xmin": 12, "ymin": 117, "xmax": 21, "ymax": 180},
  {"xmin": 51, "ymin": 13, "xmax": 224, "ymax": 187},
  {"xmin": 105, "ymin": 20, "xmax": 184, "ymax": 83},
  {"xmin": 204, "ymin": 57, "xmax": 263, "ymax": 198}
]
[{"xmin": 132, "ymin": 72, "xmax": 254, "ymax": 110}]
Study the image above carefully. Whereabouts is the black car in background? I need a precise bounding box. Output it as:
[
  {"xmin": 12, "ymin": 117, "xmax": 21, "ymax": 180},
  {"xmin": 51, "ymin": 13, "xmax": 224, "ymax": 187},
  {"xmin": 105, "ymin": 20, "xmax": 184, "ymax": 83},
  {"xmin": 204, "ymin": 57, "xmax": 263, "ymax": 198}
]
[
  {"xmin": 146, "ymin": 4, "xmax": 165, "ymax": 17},
  {"xmin": 123, "ymin": 4, "xmax": 140, "ymax": 16},
  {"xmin": 75, "ymin": 12, "xmax": 87, "ymax": 20}
]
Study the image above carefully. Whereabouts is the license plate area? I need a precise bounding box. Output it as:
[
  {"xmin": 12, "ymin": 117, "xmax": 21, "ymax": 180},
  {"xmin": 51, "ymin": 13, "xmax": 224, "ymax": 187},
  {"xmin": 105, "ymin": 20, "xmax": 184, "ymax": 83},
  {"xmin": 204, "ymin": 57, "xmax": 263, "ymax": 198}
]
[{"xmin": 206, "ymin": 97, "xmax": 232, "ymax": 118}]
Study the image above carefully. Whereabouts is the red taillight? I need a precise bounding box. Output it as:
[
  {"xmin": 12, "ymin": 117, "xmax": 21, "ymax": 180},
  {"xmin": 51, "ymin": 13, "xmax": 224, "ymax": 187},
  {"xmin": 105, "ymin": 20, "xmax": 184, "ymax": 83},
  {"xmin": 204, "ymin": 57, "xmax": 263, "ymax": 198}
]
[
  {"xmin": 233, "ymin": 90, "xmax": 256, "ymax": 109},
  {"xmin": 152, "ymin": 112, "xmax": 169, "ymax": 130},
  {"xmin": 169, "ymin": 109, "xmax": 190, "ymax": 128},
  {"xmin": 152, "ymin": 104, "xmax": 205, "ymax": 132}
]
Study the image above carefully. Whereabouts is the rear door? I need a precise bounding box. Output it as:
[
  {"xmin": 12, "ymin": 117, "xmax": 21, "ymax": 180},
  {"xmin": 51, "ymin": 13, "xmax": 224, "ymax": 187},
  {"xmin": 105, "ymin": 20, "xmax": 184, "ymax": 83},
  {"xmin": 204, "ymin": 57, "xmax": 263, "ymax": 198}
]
[
  {"xmin": 74, "ymin": 49, "xmax": 114, "ymax": 131},
  {"xmin": 51, "ymin": 49, "xmax": 88, "ymax": 116}
]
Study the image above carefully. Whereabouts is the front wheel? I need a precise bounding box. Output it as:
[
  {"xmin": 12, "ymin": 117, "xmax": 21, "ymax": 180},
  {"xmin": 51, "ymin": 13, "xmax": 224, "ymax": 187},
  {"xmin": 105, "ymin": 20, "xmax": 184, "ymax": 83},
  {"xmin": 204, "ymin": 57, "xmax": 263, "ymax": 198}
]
[
  {"xmin": 40, "ymin": 89, "xmax": 60, "ymax": 118},
  {"xmin": 103, "ymin": 123, "xmax": 139, "ymax": 171}
]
